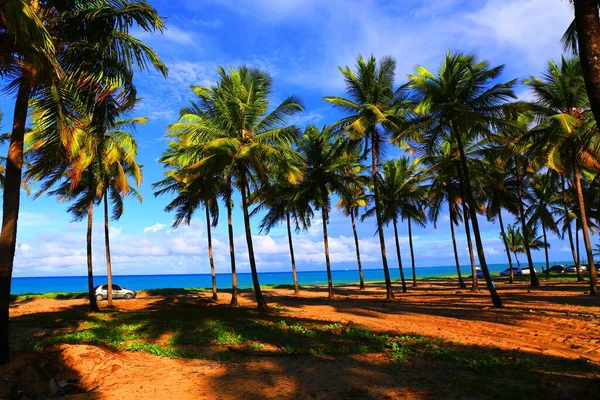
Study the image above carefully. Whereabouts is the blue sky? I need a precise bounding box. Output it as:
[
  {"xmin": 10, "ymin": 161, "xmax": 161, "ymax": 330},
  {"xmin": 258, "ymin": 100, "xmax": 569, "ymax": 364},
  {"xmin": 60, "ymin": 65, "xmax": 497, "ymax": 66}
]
[{"xmin": 0, "ymin": 0, "xmax": 587, "ymax": 277}]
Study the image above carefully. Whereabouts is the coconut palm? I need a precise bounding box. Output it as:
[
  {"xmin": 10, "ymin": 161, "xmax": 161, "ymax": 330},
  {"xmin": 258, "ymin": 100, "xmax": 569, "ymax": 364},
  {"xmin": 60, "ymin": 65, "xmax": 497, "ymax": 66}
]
[
  {"xmin": 165, "ymin": 67, "xmax": 303, "ymax": 310},
  {"xmin": 525, "ymin": 56, "xmax": 600, "ymax": 295},
  {"xmin": 0, "ymin": 0, "xmax": 166, "ymax": 363},
  {"xmin": 424, "ymin": 140, "xmax": 472, "ymax": 289},
  {"xmin": 337, "ymin": 182, "xmax": 369, "ymax": 290},
  {"xmin": 403, "ymin": 52, "xmax": 518, "ymax": 307},
  {"xmin": 296, "ymin": 126, "xmax": 361, "ymax": 298},
  {"xmin": 325, "ymin": 55, "xmax": 408, "ymax": 300},
  {"xmin": 505, "ymin": 224, "xmax": 547, "ymax": 270},
  {"xmin": 482, "ymin": 155, "xmax": 520, "ymax": 284},
  {"xmin": 154, "ymin": 167, "xmax": 222, "ymax": 301},
  {"xmin": 529, "ymin": 172, "xmax": 560, "ymax": 276},
  {"xmin": 251, "ymin": 169, "xmax": 311, "ymax": 296},
  {"xmin": 27, "ymin": 94, "xmax": 144, "ymax": 310},
  {"xmin": 565, "ymin": 1, "xmax": 600, "ymax": 127}
]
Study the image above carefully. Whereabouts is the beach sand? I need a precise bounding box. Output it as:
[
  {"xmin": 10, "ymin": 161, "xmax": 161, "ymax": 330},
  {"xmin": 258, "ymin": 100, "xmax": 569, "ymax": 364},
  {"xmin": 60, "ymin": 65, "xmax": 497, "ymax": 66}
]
[{"xmin": 3, "ymin": 279, "xmax": 600, "ymax": 399}]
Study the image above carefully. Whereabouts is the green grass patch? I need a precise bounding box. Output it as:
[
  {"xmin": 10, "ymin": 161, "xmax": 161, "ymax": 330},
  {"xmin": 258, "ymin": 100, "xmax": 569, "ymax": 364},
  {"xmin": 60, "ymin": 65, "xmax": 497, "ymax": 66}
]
[{"xmin": 10, "ymin": 292, "xmax": 88, "ymax": 302}]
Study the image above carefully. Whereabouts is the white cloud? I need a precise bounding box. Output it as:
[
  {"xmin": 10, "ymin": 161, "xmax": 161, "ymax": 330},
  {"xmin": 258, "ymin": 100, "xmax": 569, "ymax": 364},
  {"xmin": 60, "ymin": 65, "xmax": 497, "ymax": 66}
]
[{"xmin": 144, "ymin": 223, "xmax": 166, "ymax": 233}]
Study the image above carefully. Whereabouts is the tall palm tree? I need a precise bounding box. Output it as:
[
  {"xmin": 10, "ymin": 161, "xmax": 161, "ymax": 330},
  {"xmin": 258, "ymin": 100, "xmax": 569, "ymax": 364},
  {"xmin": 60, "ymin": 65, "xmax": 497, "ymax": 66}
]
[
  {"xmin": 0, "ymin": 0, "xmax": 166, "ymax": 363},
  {"xmin": 165, "ymin": 67, "xmax": 303, "ymax": 310},
  {"xmin": 296, "ymin": 126, "xmax": 361, "ymax": 298},
  {"xmin": 568, "ymin": 1, "xmax": 600, "ymax": 126},
  {"xmin": 404, "ymin": 52, "xmax": 517, "ymax": 307},
  {"xmin": 337, "ymin": 182, "xmax": 368, "ymax": 290},
  {"xmin": 325, "ymin": 55, "xmax": 407, "ymax": 300},
  {"xmin": 27, "ymin": 95, "xmax": 144, "ymax": 310},
  {"xmin": 154, "ymin": 168, "xmax": 222, "ymax": 301},
  {"xmin": 506, "ymin": 224, "xmax": 547, "ymax": 271},
  {"xmin": 251, "ymin": 169, "xmax": 311, "ymax": 296},
  {"xmin": 525, "ymin": 56, "xmax": 599, "ymax": 295},
  {"xmin": 424, "ymin": 141, "xmax": 468, "ymax": 289},
  {"xmin": 529, "ymin": 172, "xmax": 560, "ymax": 276}
]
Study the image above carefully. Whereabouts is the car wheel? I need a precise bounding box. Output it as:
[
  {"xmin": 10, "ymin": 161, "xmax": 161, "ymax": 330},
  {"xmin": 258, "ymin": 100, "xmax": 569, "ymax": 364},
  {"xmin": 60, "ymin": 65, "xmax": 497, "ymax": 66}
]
[
  {"xmin": 124, "ymin": 293, "xmax": 133, "ymax": 300},
  {"xmin": 95, "ymin": 294, "xmax": 103, "ymax": 301}
]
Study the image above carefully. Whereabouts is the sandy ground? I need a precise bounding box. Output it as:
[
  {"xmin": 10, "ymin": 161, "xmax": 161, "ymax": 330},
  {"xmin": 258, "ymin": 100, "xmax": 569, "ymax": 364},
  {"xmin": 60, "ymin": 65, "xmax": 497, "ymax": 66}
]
[{"xmin": 2, "ymin": 279, "xmax": 600, "ymax": 399}]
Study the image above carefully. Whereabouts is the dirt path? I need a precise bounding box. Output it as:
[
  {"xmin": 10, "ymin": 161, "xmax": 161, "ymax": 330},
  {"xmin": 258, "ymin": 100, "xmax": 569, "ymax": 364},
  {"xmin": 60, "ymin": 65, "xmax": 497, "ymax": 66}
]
[{"xmin": 3, "ymin": 279, "xmax": 600, "ymax": 399}]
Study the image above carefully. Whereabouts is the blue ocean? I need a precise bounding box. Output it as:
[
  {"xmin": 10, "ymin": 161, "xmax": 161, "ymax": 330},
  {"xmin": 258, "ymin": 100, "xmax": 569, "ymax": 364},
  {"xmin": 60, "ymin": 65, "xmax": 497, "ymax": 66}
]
[{"xmin": 11, "ymin": 262, "xmax": 557, "ymax": 295}]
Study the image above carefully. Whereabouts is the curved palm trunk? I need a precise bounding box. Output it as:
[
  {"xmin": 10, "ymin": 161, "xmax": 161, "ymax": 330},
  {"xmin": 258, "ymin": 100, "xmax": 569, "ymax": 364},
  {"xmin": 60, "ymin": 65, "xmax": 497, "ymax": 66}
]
[
  {"xmin": 514, "ymin": 252, "xmax": 521, "ymax": 269},
  {"xmin": 226, "ymin": 179, "xmax": 238, "ymax": 305},
  {"xmin": 541, "ymin": 220, "xmax": 550, "ymax": 278},
  {"xmin": 87, "ymin": 192, "xmax": 99, "ymax": 313},
  {"xmin": 0, "ymin": 75, "xmax": 32, "ymax": 363},
  {"xmin": 498, "ymin": 209, "xmax": 514, "ymax": 284},
  {"xmin": 449, "ymin": 208, "xmax": 467, "ymax": 289},
  {"xmin": 462, "ymin": 202, "xmax": 479, "ymax": 292},
  {"xmin": 574, "ymin": 0, "xmax": 600, "ymax": 126},
  {"xmin": 240, "ymin": 168, "xmax": 267, "ymax": 310},
  {"xmin": 408, "ymin": 217, "xmax": 417, "ymax": 287},
  {"xmin": 573, "ymin": 164, "xmax": 599, "ymax": 296},
  {"xmin": 392, "ymin": 218, "xmax": 407, "ymax": 293},
  {"xmin": 563, "ymin": 176, "xmax": 584, "ymax": 281},
  {"xmin": 103, "ymin": 191, "xmax": 113, "ymax": 307},
  {"xmin": 286, "ymin": 213, "xmax": 299, "ymax": 295},
  {"xmin": 350, "ymin": 211, "xmax": 365, "ymax": 290},
  {"xmin": 570, "ymin": 220, "xmax": 584, "ymax": 281},
  {"xmin": 205, "ymin": 206, "xmax": 218, "ymax": 301},
  {"xmin": 371, "ymin": 135, "xmax": 394, "ymax": 299},
  {"xmin": 321, "ymin": 206, "xmax": 334, "ymax": 298},
  {"xmin": 514, "ymin": 165, "xmax": 539, "ymax": 287},
  {"xmin": 454, "ymin": 130, "xmax": 502, "ymax": 307}
]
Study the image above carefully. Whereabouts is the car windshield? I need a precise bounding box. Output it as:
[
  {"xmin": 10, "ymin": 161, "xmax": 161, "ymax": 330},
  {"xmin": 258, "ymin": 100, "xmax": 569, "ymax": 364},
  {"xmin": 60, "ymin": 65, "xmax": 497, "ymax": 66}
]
[{"xmin": 112, "ymin": 285, "xmax": 122, "ymax": 290}]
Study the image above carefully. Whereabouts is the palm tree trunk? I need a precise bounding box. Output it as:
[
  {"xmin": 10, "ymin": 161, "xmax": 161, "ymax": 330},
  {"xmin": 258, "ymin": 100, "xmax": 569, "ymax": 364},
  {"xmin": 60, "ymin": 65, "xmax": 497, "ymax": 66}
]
[
  {"xmin": 576, "ymin": 220, "xmax": 581, "ymax": 267},
  {"xmin": 453, "ymin": 128, "xmax": 502, "ymax": 307},
  {"xmin": 570, "ymin": 220, "xmax": 584, "ymax": 281},
  {"xmin": 542, "ymin": 220, "xmax": 550, "ymax": 278},
  {"xmin": 350, "ymin": 211, "xmax": 365, "ymax": 290},
  {"xmin": 321, "ymin": 206, "xmax": 334, "ymax": 298},
  {"xmin": 286, "ymin": 212, "xmax": 299, "ymax": 295},
  {"xmin": 408, "ymin": 217, "xmax": 417, "ymax": 287},
  {"xmin": 87, "ymin": 190, "xmax": 99, "ymax": 313},
  {"xmin": 573, "ymin": 163, "xmax": 599, "ymax": 295},
  {"xmin": 574, "ymin": 0, "xmax": 600, "ymax": 126},
  {"xmin": 0, "ymin": 74, "xmax": 32, "ymax": 364},
  {"xmin": 498, "ymin": 208, "xmax": 514, "ymax": 284},
  {"xmin": 240, "ymin": 167, "xmax": 267, "ymax": 310},
  {"xmin": 103, "ymin": 190, "xmax": 113, "ymax": 307},
  {"xmin": 226, "ymin": 178, "xmax": 238, "ymax": 305},
  {"xmin": 462, "ymin": 201, "xmax": 479, "ymax": 292},
  {"xmin": 449, "ymin": 207, "xmax": 467, "ymax": 289},
  {"xmin": 392, "ymin": 218, "xmax": 407, "ymax": 293},
  {"xmin": 371, "ymin": 134, "xmax": 394, "ymax": 299},
  {"xmin": 514, "ymin": 165, "xmax": 539, "ymax": 287},
  {"xmin": 514, "ymin": 252, "xmax": 521, "ymax": 269},
  {"xmin": 205, "ymin": 206, "xmax": 218, "ymax": 301},
  {"xmin": 563, "ymin": 175, "xmax": 583, "ymax": 281}
]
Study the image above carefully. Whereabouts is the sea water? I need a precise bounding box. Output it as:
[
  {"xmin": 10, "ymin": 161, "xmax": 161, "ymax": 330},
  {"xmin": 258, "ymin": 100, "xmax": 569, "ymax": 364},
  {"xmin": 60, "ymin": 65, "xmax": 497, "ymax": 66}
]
[{"xmin": 11, "ymin": 262, "xmax": 558, "ymax": 295}]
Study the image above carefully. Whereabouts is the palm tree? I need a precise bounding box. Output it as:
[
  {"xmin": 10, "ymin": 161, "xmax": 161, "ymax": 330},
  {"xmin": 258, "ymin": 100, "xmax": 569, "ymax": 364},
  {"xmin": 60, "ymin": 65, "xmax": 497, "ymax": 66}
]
[
  {"xmin": 529, "ymin": 172, "xmax": 560, "ymax": 276},
  {"xmin": 154, "ymin": 169, "xmax": 222, "ymax": 301},
  {"xmin": 506, "ymin": 224, "xmax": 547, "ymax": 271},
  {"xmin": 0, "ymin": 0, "xmax": 166, "ymax": 363},
  {"xmin": 404, "ymin": 52, "xmax": 518, "ymax": 307},
  {"xmin": 568, "ymin": 1, "xmax": 600, "ymax": 126},
  {"xmin": 482, "ymin": 156, "xmax": 520, "ymax": 284},
  {"xmin": 525, "ymin": 56, "xmax": 599, "ymax": 295},
  {"xmin": 325, "ymin": 55, "xmax": 407, "ymax": 300},
  {"xmin": 337, "ymin": 183, "xmax": 368, "ymax": 290},
  {"xmin": 251, "ymin": 170, "xmax": 311, "ymax": 296},
  {"xmin": 369, "ymin": 157, "xmax": 425, "ymax": 292},
  {"xmin": 27, "ymin": 95, "xmax": 144, "ymax": 310},
  {"xmin": 296, "ymin": 126, "xmax": 361, "ymax": 298},
  {"xmin": 165, "ymin": 67, "xmax": 303, "ymax": 310},
  {"xmin": 424, "ymin": 141, "xmax": 468, "ymax": 289}
]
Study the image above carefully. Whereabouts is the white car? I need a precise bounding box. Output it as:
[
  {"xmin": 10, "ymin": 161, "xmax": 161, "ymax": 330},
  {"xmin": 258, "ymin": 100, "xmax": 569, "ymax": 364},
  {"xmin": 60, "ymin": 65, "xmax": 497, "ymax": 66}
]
[
  {"xmin": 499, "ymin": 267, "xmax": 521, "ymax": 277},
  {"xmin": 519, "ymin": 267, "xmax": 531, "ymax": 275},
  {"xmin": 565, "ymin": 265, "xmax": 587, "ymax": 273}
]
